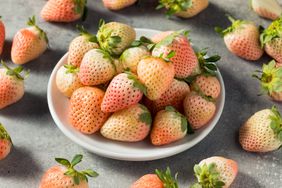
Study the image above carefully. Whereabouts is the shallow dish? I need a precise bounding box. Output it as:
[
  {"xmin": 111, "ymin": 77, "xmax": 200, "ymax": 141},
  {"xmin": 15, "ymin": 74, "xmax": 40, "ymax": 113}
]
[{"xmin": 47, "ymin": 28, "xmax": 225, "ymax": 161}]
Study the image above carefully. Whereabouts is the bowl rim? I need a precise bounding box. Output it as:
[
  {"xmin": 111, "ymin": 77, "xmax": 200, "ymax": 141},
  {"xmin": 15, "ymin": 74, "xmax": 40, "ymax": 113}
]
[{"xmin": 47, "ymin": 28, "xmax": 226, "ymax": 161}]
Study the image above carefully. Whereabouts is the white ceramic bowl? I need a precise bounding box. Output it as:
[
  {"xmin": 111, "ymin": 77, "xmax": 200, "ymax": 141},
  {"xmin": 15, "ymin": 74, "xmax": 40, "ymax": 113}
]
[{"xmin": 47, "ymin": 28, "xmax": 225, "ymax": 161}]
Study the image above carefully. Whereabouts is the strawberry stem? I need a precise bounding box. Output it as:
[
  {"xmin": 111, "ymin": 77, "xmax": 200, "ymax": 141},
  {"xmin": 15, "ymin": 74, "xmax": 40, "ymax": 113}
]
[
  {"xmin": 0, "ymin": 60, "xmax": 28, "ymax": 80},
  {"xmin": 270, "ymin": 106, "xmax": 282, "ymax": 141},
  {"xmin": 76, "ymin": 25, "xmax": 97, "ymax": 43},
  {"xmin": 155, "ymin": 167, "xmax": 179, "ymax": 188},
  {"xmin": 27, "ymin": 16, "xmax": 49, "ymax": 45}
]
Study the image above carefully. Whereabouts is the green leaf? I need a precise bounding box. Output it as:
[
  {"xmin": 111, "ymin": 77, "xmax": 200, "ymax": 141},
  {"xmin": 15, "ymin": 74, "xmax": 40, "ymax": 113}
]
[
  {"xmin": 74, "ymin": 175, "xmax": 80, "ymax": 185},
  {"xmin": 126, "ymin": 71, "xmax": 147, "ymax": 95},
  {"xmin": 139, "ymin": 109, "xmax": 152, "ymax": 126},
  {"xmin": 55, "ymin": 158, "xmax": 71, "ymax": 168},
  {"xmin": 82, "ymin": 169, "xmax": 99, "ymax": 177},
  {"xmin": 155, "ymin": 167, "xmax": 179, "ymax": 188},
  {"xmin": 180, "ymin": 117, "xmax": 188, "ymax": 132},
  {"xmin": 166, "ymin": 50, "xmax": 176, "ymax": 59},
  {"xmin": 71, "ymin": 154, "xmax": 83, "ymax": 167},
  {"xmin": 0, "ymin": 123, "xmax": 12, "ymax": 142}
]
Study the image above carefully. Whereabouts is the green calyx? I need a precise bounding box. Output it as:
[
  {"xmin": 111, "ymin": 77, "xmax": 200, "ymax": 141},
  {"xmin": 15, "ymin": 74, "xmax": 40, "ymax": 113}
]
[
  {"xmin": 73, "ymin": 0, "xmax": 88, "ymax": 20},
  {"xmin": 191, "ymin": 163, "xmax": 225, "ymax": 188},
  {"xmin": 156, "ymin": 0, "xmax": 192, "ymax": 17},
  {"xmin": 27, "ymin": 16, "xmax": 49, "ymax": 44},
  {"xmin": 215, "ymin": 16, "xmax": 246, "ymax": 37},
  {"xmin": 76, "ymin": 25, "xmax": 97, "ymax": 43},
  {"xmin": 138, "ymin": 104, "xmax": 152, "ymax": 126},
  {"xmin": 260, "ymin": 17, "xmax": 282, "ymax": 47},
  {"xmin": 131, "ymin": 36, "xmax": 153, "ymax": 49},
  {"xmin": 1, "ymin": 60, "xmax": 29, "ymax": 80},
  {"xmin": 64, "ymin": 64, "xmax": 79, "ymax": 74},
  {"xmin": 159, "ymin": 50, "xmax": 176, "ymax": 62},
  {"xmin": 0, "ymin": 123, "xmax": 12, "ymax": 143},
  {"xmin": 155, "ymin": 30, "xmax": 189, "ymax": 49},
  {"xmin": 191, "ymin": 83, "xmax": 215, "ymax": 103},
  {"xmin": 269, "ymin": 106, "xmax": 282, "ymax": 142},
  {"xmin": 252, "ymin": 60, "xmax": 282, "ymax": 95},
  {"xmin": 55, "ymin": 154, "xmax": 98, "ymax": 185},
  {"xmin": 96, "ymin": 49, "xmax": 117, "ymax": 72},
  {"xmin": 155, "ymin": 167, "xmax": 179, "ymax": 188},
  {"xmin": 125, "ymin": 71, "xmax": 147, "ymax": 95}
]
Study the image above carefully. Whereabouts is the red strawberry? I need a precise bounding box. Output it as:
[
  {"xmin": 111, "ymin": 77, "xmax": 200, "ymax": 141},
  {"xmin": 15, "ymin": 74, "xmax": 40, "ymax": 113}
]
[
  {"xmin": 69, "ymin": 87, "xmax": 110, "ymax": 134},
  {"xmin": 192, "ymin": 75, "xmax": 221, "ymax": 99},
  {"xmin": 39, "ymin": 154, "xmax": 98, "ymax": 188},
  {"xmin": 150, "ymin": 106, "xmax": 188, "ymax": 146},
  {"xmin": 103, "ymin": 0, "xmax": 137, "ymax": 10},
  {"xmin": 101, "ymin": 72, "xmax": 146, "ymax": 113},
  {"xmin": 253, "ymin": 60, "xmax": 282, "ymax": 102},
  {"xmin": 261, "ymin": 17, "xmax": 282, "ymax": 63},
  {"xmin": 239, "ymin": 106, "xmax": 282, "ymax": 152},
  {"xmin": 0, "ymin": 123, "xmax": 12, "ymax": 160},
  {"xmin": 151, "ymin": 31, "xmax": 174, "ymax": 44},
  {"xmin": 183, "ymin": 92, "xmax": 216, "ymax": 129},
  {"xmin": 216, "ymin": 16, "xmax": 263, "ymax": 61},
  {"xmin": 41, "ymin": 0, "xmax": 87, "ymax": 22},
  {"xmin": 97, "ymin": 20, "xmax": 136, "ymax": 56},
  {"xmin": 152, "ymin": 30, "xmax": 200, "ymax": 78},
  {"xmin": 131, "ymin": 167, "xmax": 178, "ymax": 188},
  {"xmin": 145, "ymin": 79, "xmax": 190, "ymax": 114},
  {"xmin": 68, "ymin": 25, "xmax": 99, "ymax": 67},
  {"xmin": 100, "ymin": 104, "xmax": 152, "ymax": 142},
  {"xmin": 192, "ymin": 156, "xmax": 238, "ymax": 188},
  {"xmin": 78, "ymin": 49, "xmax": 116, "ymax": 86},
  {"xmin": 0, "ymin": 61, "xmax": 27, "ymax": 109},
  {"xmin": 137, "ymin": 56, "xmax": 175, "ymax": 100},
  {"xmin": 11, "ymin": 16, "xmax": 48, "ymax": 65},
  {"xmin": 56, "ymin": 65, "xmax": 83, "ymax": 98},
  {"xmin": 0, "ymin": 17, "xmax": 5, "ymax": 55},
  {"xmin": 251, "ymin": 0, "xmax": 282, "ymax": 20}
]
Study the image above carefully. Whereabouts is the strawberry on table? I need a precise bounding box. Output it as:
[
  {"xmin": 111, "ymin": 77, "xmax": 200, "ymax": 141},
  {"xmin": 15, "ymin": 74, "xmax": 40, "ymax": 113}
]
[
  {"xmin": 0, "ymin": 16, "xmax": 5, "ymax": 55},
  {"xmin": 103, "ymin": 0, "xmax": 137, "ymax": 10},
  {"xmin": 56, "ymin": 64, "xmax": 83, "ymax": 98},
  {"xmin": 0, "ymin": 123, "xmax": 12, "ymax": 160},
  {"xmin": 191, "ymin": 156, "xmax": 238, "ymax": 188},
  {"xmin": 101, "ymin": 104, "xmax": 152, "ymax": 142},
  {"xmin": 101, "ymin": 72, "xmax": 146, "ymax": 113},
  {"xmin": 253, "ymin": 60, "xmax": 282, "ymax": 101},
  {"xmin": 39, "ymin": 154, "xmax": 98, "ymax": 188},
  {"xmin": 11, "ymin": 16, "xmax": 48, "ymax": 65},
  {"xmin": 78, "ymin": 49, "xmax": 116, "ymax": 86},
  {"xmin": 152, "ymin": 30, "xmax": 200, "ymax": 79},
  {"xmin": 0, "ymin": 61, "xmax": 27, "ymax": 110},
  {"xmin": 150, "ymin": 106, "xmax": 189, "ymax": 146},
  {"xmin": 215, "ymin": 16, "xmax": 263, "ymax": 61},
  {"xmin": 68, "ymin": 25, "xmax": 99, "ymax": 67},
  {"xmin": 41, "ymin": 0, "xmax": 87, "ymax": 22},
  {"xmin": 260, "ymin": 17, "xmax": 282, "ymax": 63},
  {"xmin": 137, "ymin": 56, "xmax": 175, "ymax": 100},
  {"xmin": 69, "ymin": 87, "xmax": 110, "ymax": 134},
  {"xmin": 239, "ymin": 106, "xmax": 282, "ymax": 152},
  {"xmin": 250, "ymin": 0, "xmax": 282, "ymax": 20},
  {"xmin": 131, "ymin": 167, "xmax": 178, "ymax": 188},
  {"xmin": 97, "ymin": 20, "xmax": 136, "ymax": 56}
]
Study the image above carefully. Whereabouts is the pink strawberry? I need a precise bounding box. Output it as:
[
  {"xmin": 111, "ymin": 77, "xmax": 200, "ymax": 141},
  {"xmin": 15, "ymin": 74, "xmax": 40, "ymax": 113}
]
[
  {"xmin": 261, "ymin": 17, "xmax": 282, "ymax": 63},
  {"xmin": 100, "ymin": 104, "xmax": 152, "ymax": 142},
  {"xmin": 68, "ymin": 25, "xmax": 99, "ymax": 67},
  {"xmin": 78, "ymin": 49, "xmax": 116, "ymax": 86},
  {"xmin": 39, "ymin": 154, "xmax": 98, "ymax": 188},
  {"xmin": 151, "ymin": 31, "xmax": 174, "ymax": 44},
  {"xmin": 0, "ymin": 61, "xmax": 27, "ymax": 109},
  {"xmin": 192, "ymin": 156, "xmax": 238, "ymax": 188},
  {"xmin": 175, "ymin": 0, "xmax": 209, "ymax": 18},
  {"xmin": 192, "ymin": 75, "xmax": 221, "ymax": 99},
  {"xmin": 103, "ymin": 0, "xmax": 137, "ymax": 10},
  {"xmin": 97, "ymin": 20, "xmax": 136, "ymax": 56},
  {"xmin": 216, "ymin": 16, "xmax": 263, "ymax": 61},
  {"xmin": 69, "ymin": 87, "xmax": 110, "ymax": 134},
  {"xmin": 253, "ymin": 60, "xmax": 282, "ymax": 102},
  {"xmin": 56, "ymin": 65, "xmax": 83, "ymax": 98},
  {"xmin": 239, "ymin": 106, "xmax": 282, "ymax": 152},
  {"xmin": 137, "ymin": 56, "xmax": 175, "ymax": 100},
  {"xmin": 131, "ymin": 167, "xmax": 178, "ymax": 188},
  {"xmin": 0, "ymin": 123, "xmax": 12, "ymax": 160},
  {"xmin": 183, "ymin": 92, "xmax": 216, "ymax": 129},
  {"xmin": 152, "ymin": 30, "xmax": 200, "ymax": 78},
  {"xmin": 251, "ymin": 0, "xmax": 282, "ymax": 20},
  {"xmin": 101, "ymin": 72, "xmax": 146, "ymax": 113},
  {"xmin": 145, "ymin": 79, "xmax": 190, "ymax": 114},
  {"xmin": 0, "ymin": 17, "xmax": 5, "ymax": 55},
  {"xmin": 41, "ymin": 0, "xmax": 87, "ymax": 22},
  {"xmin": 11, "ymin": 16, "xmax": 48, "ymax": 65},
  {"xmin": 150, "ymin": 106, "xmax": 188, "ymax": 146}
]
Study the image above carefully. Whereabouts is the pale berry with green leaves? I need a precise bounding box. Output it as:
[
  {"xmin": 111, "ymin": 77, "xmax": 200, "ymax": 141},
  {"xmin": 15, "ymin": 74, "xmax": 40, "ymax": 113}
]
[
  {"xmin": 103, "ymin": 0, "xmax": 137, "ymax": 10},
  {"xmin": 39, "ymin": 154, "xmax": 98, "ymax": 188},
  {"xmin": 250, "ymin": 0, "xmax": 282, "ymax": 20},
  {"xmin": 131, "ymin": 167, "xmax": 179, "ymax": 188},
  {"xmin": 175, "ymin": 0, "xmax": 209, "ymax": 18},
  {"xmin": 191, "ymin": 156, "xmax": 238, "ymax": 188},
  {"xmin": 0, "ymin": 123, "xmax": 12, "ymax": 160},
  {"xmin": 101, "ymin": 104, "xmax": 152, "ymax": 142},
  {"xmin": 239, "ymin": 106, "xmax": 282, "ymax": 152},
  {"xmin": 11, "ymin": 16, "xmax": 48, "ymax": 65}
]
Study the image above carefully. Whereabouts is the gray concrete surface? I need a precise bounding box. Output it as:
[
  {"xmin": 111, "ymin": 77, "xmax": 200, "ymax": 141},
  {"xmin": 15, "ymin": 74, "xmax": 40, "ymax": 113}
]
[{"xmin": 0, "ymin": 0, "xmax": 281, "ymax": 187}]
